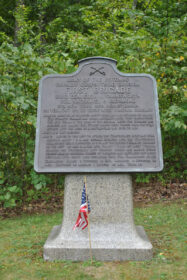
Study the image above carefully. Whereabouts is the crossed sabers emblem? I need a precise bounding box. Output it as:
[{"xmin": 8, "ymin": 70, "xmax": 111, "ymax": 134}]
[{"xmin": 89, "ymin": 67, "xmax": 105, "ymax": 76}]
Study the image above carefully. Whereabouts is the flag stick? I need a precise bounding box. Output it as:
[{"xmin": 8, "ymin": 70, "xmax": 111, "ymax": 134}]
[{"xmin": 84, "ymin": 176, "xmax": 93, "ymax": 264}]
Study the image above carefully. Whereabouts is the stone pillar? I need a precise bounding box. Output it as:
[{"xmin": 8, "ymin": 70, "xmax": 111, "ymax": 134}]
[{"xmin": 44, "ymin": 174, "xmax": 152, "ymax": 261}]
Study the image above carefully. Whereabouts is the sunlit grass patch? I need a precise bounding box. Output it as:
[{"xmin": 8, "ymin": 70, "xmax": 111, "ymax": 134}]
[{"xmin": 0, "ymin": 200, "xmax": 186, "ymax": 280}]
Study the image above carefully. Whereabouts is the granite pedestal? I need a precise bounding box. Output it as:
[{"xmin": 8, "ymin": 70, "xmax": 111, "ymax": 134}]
[{"xmin": 44, "ymin": 174, "xmax": 153, "ymax": 261}]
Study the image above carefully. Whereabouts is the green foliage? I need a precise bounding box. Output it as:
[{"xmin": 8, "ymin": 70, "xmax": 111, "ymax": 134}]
[
  {"xmin": 0, "ymin": 41, "xmax": 75, "ymax": 208},
  {"xmin": 0, "ymin": 0, "xmax": 186, "ymax": 207}
]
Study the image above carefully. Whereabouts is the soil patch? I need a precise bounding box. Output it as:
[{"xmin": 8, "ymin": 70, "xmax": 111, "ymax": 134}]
[{"xmin": 0, "ymin": 182, "xmax": 186, "ymax": 219}]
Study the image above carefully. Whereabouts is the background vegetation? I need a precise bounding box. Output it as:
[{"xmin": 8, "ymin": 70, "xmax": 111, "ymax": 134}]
[{"xmin": 0, "ymin": 0, "xmax": 186, "ymax": 208}]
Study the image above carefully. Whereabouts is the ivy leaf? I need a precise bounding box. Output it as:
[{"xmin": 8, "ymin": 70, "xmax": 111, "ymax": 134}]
[
  {"xmin": 34, "ymin": 183, "xmax": 42, "ymax": 190},
  {"xmin": 8, "ymin": 186, "xmax": 18, "ymax": 193}
]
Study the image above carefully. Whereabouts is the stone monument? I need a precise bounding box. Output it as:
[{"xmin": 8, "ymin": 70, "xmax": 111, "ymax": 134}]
[{"xmin": 34, "ymin": 57, "xmax": 163, "ymax": 261}]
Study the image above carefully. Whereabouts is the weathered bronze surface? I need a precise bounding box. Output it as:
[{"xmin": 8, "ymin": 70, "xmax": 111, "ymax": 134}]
[{"xmin": 34, "ymin": 57, "xmax": 163, "ymax": 172}]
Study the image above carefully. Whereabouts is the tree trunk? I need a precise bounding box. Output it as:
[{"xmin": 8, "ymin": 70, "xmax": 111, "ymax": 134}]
[
  {"xmin": 14, "ymin": 0, "xmax": 24, "ymax": 46},
  {"xmin": 133, "ymin": 0, "xmax": 138, "ymax": 9}
]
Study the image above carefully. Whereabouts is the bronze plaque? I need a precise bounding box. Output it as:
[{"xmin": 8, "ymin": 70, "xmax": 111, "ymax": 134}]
[{"xmin": 34, "ymin": 57, "xmax": 163, "ymax": 172}]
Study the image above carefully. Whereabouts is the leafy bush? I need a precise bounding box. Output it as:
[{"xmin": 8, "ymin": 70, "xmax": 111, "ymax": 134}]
[
  {"xmin": 0, "ymin": 0, "xmax": 186, "ymax": 208},
  {"xmin": 0, "ymin": 42, "xmax": 75, "ymax": 207}
]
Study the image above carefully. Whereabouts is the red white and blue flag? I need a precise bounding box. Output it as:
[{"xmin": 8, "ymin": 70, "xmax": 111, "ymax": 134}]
[{"xmin": 73, "ymin": 183, "xmax": 91, "ymax": 230}]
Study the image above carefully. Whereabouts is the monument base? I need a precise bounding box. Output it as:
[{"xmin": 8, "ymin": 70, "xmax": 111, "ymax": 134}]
[
  {"xmin": 43, "ymin": 174, "xmax": 153, "ymax": 261},
  {"xmin": 44, "ymin": 224, "xmax": 152, "ymax": 261}
]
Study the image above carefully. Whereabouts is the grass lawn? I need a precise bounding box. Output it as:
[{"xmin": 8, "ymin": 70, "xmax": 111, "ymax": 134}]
[{"xmin": 0, "ymin": 200, "xmax": 186, "ymax": 280}]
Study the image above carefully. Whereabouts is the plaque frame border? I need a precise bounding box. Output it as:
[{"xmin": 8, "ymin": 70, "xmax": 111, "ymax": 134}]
[{"xmin": 34, "ymin": 57, "xmax": 163, "ymax": 173}]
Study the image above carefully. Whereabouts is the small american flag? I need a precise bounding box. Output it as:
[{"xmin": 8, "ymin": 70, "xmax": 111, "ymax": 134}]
[{"xmin": 73, "ymin": 183, "xmax": 91, "ymax": 230}]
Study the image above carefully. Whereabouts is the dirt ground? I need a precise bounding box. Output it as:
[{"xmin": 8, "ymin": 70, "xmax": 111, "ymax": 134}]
[{"xmin": 0, "ymin": 181, "xmax": 186, "ymax": 219}]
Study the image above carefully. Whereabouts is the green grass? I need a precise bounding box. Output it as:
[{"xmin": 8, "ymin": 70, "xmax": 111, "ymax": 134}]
[{"xmin": 0, "ymin": 200, "xmax": 186, "ymax": 280}]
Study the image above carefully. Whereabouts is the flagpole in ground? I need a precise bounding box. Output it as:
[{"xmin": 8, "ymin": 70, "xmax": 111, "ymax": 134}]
[{"xmin": 84, "ymin": 176, "xmax": 93, "ymax": 263}]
